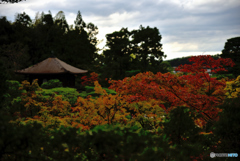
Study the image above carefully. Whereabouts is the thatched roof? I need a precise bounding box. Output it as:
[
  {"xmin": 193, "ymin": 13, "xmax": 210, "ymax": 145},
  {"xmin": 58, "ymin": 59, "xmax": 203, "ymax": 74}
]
[{"xmin": 15, "ymin": 57, "xmax": 88, "ymax": 74}]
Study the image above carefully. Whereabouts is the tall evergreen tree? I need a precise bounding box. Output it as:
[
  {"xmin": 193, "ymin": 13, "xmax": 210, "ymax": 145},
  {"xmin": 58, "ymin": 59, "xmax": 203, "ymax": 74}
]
[
  {"xmin": 102, "ymin": 26, "xmax": 166, "ymax": 80},
  {"xmin": 131, "ymin": 25, "xmax": 165, "ymax": 73},
  {"xmin": 0, "ymin": 16, "xmax": 14, "ymax": 45},
  {"xmin": 14, "ymin": 12, "xmax": 32, "ymax": 27},
  {"xmin": 74, "ymin": 11, "xmax": 86, "ymax": 31},
  {"xmin": 220, "ymin": 37, "xmax": 240, "ymax": 77},
  {"xmin": 54, "ymin": 11, "xmax": 69, "ymax": 32},
  {"xmin": 0, "ymin": 60, "xmax": 7, "ymax": 107},
  {"xmin": 102, "ymin": 28, "xmax": 132, "ymax": 80},
  {"xmin": 0, "ymin": 11, "xmax": 99, "ymax": 80},
  {"xmin": 26, "ymin": 12, "xmax": 56, "ymax": 65},
  {"xmin": 56, "ymin": 11, "xmax": 98, "ymax": 72},
  {"xmin": 0, "ymin": 16, "xmax": 29, "ymax": 80}
]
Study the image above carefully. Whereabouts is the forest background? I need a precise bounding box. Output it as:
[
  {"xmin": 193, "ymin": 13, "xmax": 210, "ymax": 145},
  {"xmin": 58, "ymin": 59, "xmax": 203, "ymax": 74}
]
[{"xmin": 0, "ymin": 10, "xmax": 240, "ymax": 161}]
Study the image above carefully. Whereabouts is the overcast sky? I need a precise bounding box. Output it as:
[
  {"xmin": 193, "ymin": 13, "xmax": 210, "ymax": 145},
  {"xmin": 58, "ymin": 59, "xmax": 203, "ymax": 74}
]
[{"xmin": 0, "ymin": 0, "xmax": 240, "ymax": 60}]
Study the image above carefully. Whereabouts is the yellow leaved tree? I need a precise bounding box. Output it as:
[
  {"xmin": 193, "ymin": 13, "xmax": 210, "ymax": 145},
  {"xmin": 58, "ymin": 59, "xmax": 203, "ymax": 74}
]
[
  {"xmin": 225, "ymin": 75, "xmax": 240, "ymax": 98},
  {"xmin": 71, "ymin": 81, "xmax": 130, "ymax": 130}
]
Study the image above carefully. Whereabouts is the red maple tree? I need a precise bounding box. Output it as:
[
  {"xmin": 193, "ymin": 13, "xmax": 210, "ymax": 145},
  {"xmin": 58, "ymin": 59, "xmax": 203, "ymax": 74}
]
[{"xmin": 109, "ymin": 55, "xmax": 235, "ymax": 127}]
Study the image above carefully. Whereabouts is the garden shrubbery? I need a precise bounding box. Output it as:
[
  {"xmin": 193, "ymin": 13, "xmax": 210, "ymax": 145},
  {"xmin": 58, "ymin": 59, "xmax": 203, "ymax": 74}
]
[
  {"xmin": 41, "ymin": 79, "xmax": 63, "ymax": 89},
  {"xmin": 0, "ymin": 56, "xmax": 239, "ymax": 160}
]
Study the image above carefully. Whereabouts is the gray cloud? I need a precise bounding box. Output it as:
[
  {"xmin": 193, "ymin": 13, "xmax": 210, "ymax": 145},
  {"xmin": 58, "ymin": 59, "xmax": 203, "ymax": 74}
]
[{"xmin": 0, "ymin": 0, "xmax": 240, "ymax": 59}]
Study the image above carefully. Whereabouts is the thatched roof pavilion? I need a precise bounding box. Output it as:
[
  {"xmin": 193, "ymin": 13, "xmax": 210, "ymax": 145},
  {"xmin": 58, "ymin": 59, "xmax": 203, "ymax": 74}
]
[{"xmin": 15, "ymin": 57, "xmax": 88, "ymax": 87}]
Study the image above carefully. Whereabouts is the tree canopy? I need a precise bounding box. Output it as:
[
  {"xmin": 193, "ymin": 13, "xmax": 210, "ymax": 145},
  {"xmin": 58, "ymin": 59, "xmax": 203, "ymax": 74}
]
[
  {"xmin": 0, "ymin": 11, "xmax": 100, "ymax": 82},
  {"xmin": 101, "ymin": 26, "xmax": 166, "ymax": 80},
  {"xmin": 220, "ymin": 36, "xmax": 240, "ymax": 77}
]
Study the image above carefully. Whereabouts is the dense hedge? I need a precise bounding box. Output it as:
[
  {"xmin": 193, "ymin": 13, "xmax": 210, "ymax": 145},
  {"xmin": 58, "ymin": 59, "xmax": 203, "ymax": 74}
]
[
  {"xmin": 41, "ymin": 79, "xmax": 63, "ymax": 89},
  {"xmin": 0, "ymin": 122, "xmax": 208, "ymax": 161}
]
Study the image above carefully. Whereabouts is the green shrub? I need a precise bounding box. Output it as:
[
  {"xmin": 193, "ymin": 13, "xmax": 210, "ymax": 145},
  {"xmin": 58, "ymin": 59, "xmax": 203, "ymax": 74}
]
[
  {"xmin": 125, "ymin": 70, "xmax": 141, "ymax": 77},
  {"xmin": 3, "ymin": 122, "xmax": 216, "ymax": 161},
  {"xmin": 211, "ymin": 73, "xmax": 235, "ymax": 79},
  {"xmin": 213, "ymin": 98, "xmax": 240, "ymax": 153},
  {"xmin": 162, "ymin": 106, "xmax": 211, "ymax": 159},
  {"xmin": 38, "ymin": 86, "xmax": 116, "ymax": 106},
  {"xmin": 39, "ymin": 87, "xmax": 80, "ymax": 106},
  {"xmin": 79, "ymin": 86, "xmax": 116, "ymax": 98},
  {"xmin": 0, "ymin": 123, "xmax": 174, "ymax": 161},
  {"xmin": 3, "ymin": 80, "xmax": 22, "ymax": 111},
  {"xmin": 5, "ymin": 80, "xmax": 22, "ymax": 98},
  {"xmin": 41, "ymin": 79, "xmax": 62, "ymax": 89}
]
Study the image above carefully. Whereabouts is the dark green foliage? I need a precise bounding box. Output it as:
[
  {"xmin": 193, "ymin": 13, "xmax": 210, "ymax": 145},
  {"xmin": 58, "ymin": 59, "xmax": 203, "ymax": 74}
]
[
  {"xmin": 54, "ymin": 11, "xmax": 69, "ymax": 32},
  {"xmin": 163, "ymin": 106, "xmax": 201, "ymax": 144},
  {"xmin": 211, "ymin": 73, "xmax": 235, "ymax": 79},
  {"xmin": 0, "ymin": 42, "xmax": 29, "ymax": 80},
  {"xmin": 102, "ymin": 28, "xmax": 132, "ymax": 80},
  {"xmin": 15, "ymin": 12, "xmax": 32, "ymax": 27},
  {"xmin": 0, "ymin": 0, "xmax": 25, "ymax": 3},
  {"xmin": 0, "ymin": 120, "xmax": 46, "ymax": 160},
  {"xmin": 162, "ymin": 106, "xmax": 211, "ymax": 159},
  {"xmin": 131, "ymin": 25, "xmax": 165, "ymax": 73},
  {"xmin": 166, "ymin": 56, "xmax": 192, "ymax": 67},
  {"xmin": 1, "ymin": 122, "xmax": 219, "ymax": 161},
  {"xmin": 213, "ymin": 98, "xmax": 240, "ymax": 153},
  {"xmin": 62, "ymin": 26, "xmax": 97, "ymax": 71},
  {"xmin": 77, "ymin": 125, "xmax": 172, "ymax": 161},
  {"xmin": 159, "ymin": 61, "xmax": 173, "ymax": 73},
  {"xmin": 57, "ymin": 10, "xmax": 99, "ymax": 72},
  {"xmin": 0, "ymin": 16, "xmax": 14, "ymax": 45},
  {"xmin": 39, "ymin": 87, "xmax": 79, "ymax": 106},
  {"xmin": 125, "ymin": 69, "xmax": 141, "ymax": 77},
  {"xmin": 0, "ymin": 16, "xmax": 29, "ymax": 80},
  {"xmin": 0, "ymin": 60, "xmax": 8, "ymax": 107},
  {"xmin": 0, "ymin": 123, "xmax": 174, "ymax": 161},
  {"xmin": 0, "ymin": 11, "xmax": 99, "ymax": 81},
  {"xmin": 167, "ymin": 54, "xmax": 220, "ymax": 67},
  {"xmin": 80, "ymin": 86, "xmax": 116, "ymax": 98},
  {"xmin": 38, "ymin": 86, "xmax": 116, "ymax": 106},
  {"xmin": 3, "ymin": 80, "xmax": 22, "ymax": 109},
  {"xmin": 102, "ymin": 26, "xmax": 165, "ymax": 80},
  {"xmin": 74, "ymin": 11, "xmax": 86, "ymax": 30},
  {"xmin": 41, "ymin": 79, "xmax": 63, "ymax": 89},
  {"xmin": 221, "ymin": 37, "xmax": 240, "ymax": 77}
]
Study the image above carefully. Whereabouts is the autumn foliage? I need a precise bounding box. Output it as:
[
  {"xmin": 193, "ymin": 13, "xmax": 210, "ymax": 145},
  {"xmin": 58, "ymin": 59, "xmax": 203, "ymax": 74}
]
[
  {"xmin": 224, "ymin": 75, "xmax": 240, "ymax": 98},
  {"xmin": 81, "ymin": 72, "xmax": 99, "ymax": 86},
  {"xmin": 3, "ymin": 55, "xmax": 239, "ymax": 161},
  {"xmin": 72, "ymin": 81, "xmax": 130, "ymax": 129},
  {"xmin": 11, "ymin": 55, "xmax": 236, "ymax": 130},
  {"xmin": 109, "ymin": 55, "xmax": 235, "ymax": 127}
]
